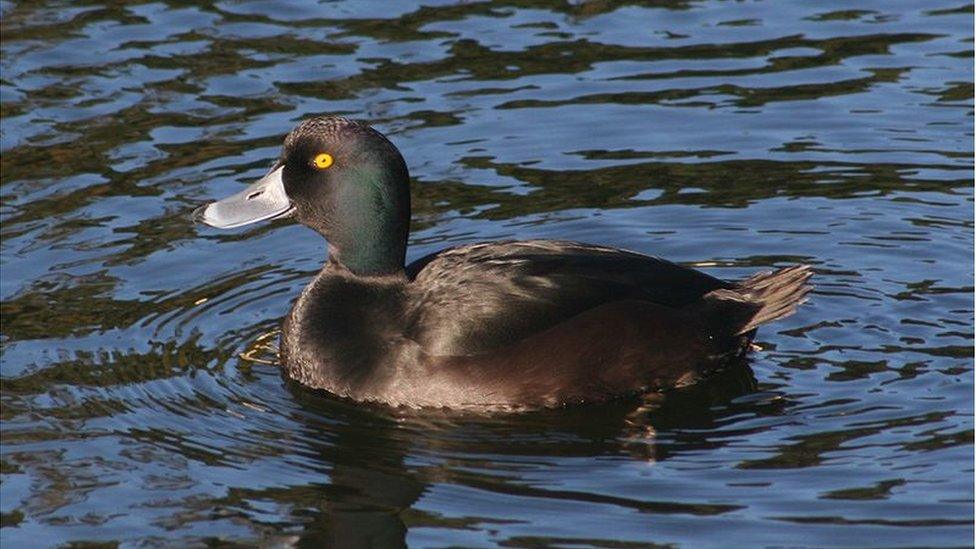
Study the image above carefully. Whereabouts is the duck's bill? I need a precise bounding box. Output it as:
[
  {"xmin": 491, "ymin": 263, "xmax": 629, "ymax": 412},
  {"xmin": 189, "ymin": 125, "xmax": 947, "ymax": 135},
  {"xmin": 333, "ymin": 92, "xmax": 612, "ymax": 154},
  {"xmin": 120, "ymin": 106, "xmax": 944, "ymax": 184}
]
[{"xmin": 193, "ymin": 166, "xmax": 294, "ymax": 229}]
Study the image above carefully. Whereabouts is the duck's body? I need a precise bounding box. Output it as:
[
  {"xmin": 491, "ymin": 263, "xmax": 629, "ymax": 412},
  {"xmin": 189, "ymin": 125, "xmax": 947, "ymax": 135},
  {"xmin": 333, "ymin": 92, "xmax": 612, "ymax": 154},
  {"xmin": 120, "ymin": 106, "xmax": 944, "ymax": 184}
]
[{"xmin": 196, "ymin": 116, "xmax": 812, "ymax": 410}]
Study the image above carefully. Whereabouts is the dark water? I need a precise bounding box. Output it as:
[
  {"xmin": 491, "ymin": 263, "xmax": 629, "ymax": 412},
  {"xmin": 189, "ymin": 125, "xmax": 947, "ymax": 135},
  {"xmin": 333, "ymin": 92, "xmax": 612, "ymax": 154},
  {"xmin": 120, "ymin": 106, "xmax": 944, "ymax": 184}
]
[{"xmin": 1, "ymin": 0, "xmax": 973, "ymax": 547}]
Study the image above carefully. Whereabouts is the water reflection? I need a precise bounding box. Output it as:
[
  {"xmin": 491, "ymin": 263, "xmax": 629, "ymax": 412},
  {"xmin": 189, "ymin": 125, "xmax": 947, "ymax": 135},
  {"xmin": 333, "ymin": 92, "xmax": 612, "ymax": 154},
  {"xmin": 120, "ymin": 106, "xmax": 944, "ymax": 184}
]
[
  {"xmin": 265, "ymin": 361, "xmax": 756, "ymax": 547},
  {"xmin": 1, "ymin": 0, "xmax": 971, "ymax": 546}
]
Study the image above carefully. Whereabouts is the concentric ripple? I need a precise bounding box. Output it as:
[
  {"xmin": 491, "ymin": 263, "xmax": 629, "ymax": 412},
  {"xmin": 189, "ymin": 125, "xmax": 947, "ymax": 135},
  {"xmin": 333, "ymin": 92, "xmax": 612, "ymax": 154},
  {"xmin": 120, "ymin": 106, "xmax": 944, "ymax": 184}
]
[{"xmin": 1, "ymin": 0, "xmax": 972, "ymax": 546}]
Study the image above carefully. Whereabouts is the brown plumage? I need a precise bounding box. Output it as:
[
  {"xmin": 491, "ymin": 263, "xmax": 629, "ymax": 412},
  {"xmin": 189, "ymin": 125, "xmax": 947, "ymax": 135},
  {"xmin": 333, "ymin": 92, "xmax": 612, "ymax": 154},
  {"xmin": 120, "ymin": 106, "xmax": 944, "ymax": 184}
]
[{"xmin": 195, "ymin": 116, "xmax": 814, "ymax": 410}]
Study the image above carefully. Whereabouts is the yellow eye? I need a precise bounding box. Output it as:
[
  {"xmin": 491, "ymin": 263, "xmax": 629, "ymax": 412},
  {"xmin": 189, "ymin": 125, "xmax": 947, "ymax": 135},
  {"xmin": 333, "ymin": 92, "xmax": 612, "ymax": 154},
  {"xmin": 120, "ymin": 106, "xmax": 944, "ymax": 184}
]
[{"xmin": 312, "ymin": 153, "xmax": 334, "ymax": 169}]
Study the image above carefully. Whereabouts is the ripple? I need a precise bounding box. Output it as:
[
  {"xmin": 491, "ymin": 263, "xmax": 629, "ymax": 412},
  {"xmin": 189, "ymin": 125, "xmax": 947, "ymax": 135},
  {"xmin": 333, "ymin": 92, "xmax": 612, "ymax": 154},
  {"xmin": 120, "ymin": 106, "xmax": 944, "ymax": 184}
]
[{"xmin": 1, "ymin": 0, "xmax": 972, "ymax": 546}]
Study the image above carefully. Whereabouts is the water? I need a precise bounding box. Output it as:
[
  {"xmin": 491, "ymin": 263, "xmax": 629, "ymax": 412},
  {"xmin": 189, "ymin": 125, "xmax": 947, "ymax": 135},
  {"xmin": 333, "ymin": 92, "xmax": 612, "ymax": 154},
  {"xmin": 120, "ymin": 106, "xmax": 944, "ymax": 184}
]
[{"xmin": 1, "ymin": 1, "xmax": 972, "ymax": 546}]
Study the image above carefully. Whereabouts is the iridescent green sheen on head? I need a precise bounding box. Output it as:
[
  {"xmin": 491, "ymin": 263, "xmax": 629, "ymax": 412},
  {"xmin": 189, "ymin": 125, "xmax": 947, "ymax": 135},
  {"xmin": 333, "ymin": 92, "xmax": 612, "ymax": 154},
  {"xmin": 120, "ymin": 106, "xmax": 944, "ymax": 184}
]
[{"xmin": 280, "ymin": 117, "xmax": 411, "ymax": 276}]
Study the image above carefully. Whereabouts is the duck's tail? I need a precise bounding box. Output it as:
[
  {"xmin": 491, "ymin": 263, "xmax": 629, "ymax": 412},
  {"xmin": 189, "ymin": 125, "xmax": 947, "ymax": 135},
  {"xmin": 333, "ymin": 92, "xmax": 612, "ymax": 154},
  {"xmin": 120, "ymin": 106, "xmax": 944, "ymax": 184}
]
[{"xmin": 702, "ymin": 265, "xmax": 814, "ymax": 336}]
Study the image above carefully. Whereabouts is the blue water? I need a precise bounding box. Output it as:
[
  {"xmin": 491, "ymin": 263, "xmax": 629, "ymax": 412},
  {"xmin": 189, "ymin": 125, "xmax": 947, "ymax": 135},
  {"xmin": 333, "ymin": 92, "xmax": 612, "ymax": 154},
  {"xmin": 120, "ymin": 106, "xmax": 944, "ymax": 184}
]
[{"xmin": 1, "ymin": 1, "xmax": 973, "ymax": 547}]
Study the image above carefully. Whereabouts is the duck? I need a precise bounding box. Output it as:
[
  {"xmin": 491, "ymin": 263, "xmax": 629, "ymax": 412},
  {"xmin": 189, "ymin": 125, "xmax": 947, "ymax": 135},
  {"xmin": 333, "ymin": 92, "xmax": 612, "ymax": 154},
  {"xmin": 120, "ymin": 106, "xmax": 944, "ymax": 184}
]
[{"xmin": 194, "ymin": 116, "xmax": 812, "ymax": 410}]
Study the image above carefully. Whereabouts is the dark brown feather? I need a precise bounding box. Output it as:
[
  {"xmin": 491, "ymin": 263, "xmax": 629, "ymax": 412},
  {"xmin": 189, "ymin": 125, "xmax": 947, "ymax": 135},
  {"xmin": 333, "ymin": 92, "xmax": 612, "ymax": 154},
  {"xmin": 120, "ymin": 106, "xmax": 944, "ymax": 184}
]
[{"xmin": 403, "ymin": 240, "xmax": 729, "ymax": 356}]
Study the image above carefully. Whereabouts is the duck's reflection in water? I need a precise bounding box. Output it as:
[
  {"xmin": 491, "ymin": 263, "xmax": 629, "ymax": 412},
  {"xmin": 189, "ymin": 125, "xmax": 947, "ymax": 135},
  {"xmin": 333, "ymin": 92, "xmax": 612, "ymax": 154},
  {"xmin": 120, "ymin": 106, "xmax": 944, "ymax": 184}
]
[{"xmin": 278, "ymin": 360, "xmax": 757, "ymax": 548}]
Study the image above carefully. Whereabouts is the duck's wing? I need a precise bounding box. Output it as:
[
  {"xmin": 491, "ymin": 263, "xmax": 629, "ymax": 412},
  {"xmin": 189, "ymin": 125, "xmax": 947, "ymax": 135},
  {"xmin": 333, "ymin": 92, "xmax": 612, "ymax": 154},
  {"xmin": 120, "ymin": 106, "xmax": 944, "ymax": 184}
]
[{"xmin": 403, "ymin": 240, "xmax": 730, "ymax": 356}]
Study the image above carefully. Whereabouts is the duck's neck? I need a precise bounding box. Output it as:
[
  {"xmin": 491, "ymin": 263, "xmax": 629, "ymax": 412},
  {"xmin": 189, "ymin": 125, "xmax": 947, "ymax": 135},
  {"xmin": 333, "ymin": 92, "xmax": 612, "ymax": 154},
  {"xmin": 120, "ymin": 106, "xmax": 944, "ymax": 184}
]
[
  {"xmin": 326, "ymin": 164, "xmax": 410, "ymax": 276},
  {"xmin": 328, "ymin": 241, "xmax": 404, "ymax": 276}
]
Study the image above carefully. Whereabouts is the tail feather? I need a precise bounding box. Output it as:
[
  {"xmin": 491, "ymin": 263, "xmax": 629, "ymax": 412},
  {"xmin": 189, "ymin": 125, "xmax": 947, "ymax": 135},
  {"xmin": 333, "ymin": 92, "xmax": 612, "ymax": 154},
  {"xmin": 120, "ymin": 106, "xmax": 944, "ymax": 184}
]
[{"xmin": 704, "ymin": 265, "xmax": 814, "ymax": 335}]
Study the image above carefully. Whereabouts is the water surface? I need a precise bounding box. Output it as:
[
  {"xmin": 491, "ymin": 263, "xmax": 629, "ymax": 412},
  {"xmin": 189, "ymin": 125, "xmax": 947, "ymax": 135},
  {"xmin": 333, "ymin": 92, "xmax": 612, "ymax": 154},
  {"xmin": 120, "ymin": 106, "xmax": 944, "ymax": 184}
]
[{"xmin": 1, "ymin": 0, "xmax": 973, "ymax": 547}]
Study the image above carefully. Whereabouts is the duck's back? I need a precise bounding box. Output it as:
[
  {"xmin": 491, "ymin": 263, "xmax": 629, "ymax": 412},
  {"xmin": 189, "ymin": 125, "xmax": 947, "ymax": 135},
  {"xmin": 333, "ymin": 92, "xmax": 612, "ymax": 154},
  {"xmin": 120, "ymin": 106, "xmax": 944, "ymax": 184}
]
[{"xmin": 403, "ymin": 240, "xmax": 730, "ymax": 357}]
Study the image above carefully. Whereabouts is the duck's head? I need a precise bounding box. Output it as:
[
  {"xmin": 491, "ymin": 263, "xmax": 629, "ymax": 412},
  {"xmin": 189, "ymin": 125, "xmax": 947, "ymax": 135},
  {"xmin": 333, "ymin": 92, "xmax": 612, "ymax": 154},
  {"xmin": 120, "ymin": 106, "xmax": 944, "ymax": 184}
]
[{"xmin": 195, "ymin": 116, "xmax": 411, "ymax": 275}]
